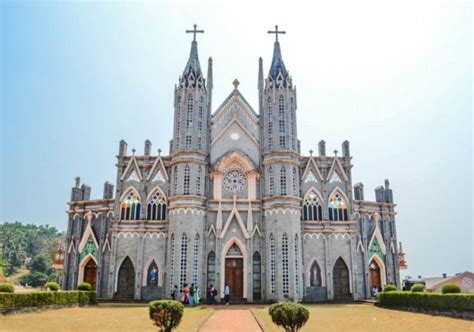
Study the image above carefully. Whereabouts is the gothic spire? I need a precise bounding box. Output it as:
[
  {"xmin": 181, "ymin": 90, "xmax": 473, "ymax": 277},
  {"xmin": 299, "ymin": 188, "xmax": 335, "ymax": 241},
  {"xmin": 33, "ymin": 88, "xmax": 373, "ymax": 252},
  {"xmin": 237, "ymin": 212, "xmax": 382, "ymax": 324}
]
[
  {"xmin": 268, "ymin": 25, "xmax": 288, "ymax": 81},
  {"xmin": 181, "ymin": 24, "xmax": 205, "ymax": 88}
]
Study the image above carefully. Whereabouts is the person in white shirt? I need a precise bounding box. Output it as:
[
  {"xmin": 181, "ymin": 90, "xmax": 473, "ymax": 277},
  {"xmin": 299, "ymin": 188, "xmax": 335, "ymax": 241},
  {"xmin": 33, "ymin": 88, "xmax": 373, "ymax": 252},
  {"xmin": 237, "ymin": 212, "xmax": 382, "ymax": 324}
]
[{"xmin": 224, "ymin": 284, "xmax": 230, "ymax": 305}]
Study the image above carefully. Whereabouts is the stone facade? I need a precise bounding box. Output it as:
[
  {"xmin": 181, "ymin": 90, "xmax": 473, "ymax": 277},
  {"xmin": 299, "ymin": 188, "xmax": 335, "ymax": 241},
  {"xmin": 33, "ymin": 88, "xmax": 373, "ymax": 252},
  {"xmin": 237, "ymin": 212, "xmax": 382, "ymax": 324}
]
[{"xmin": 63, "ymin": 29, "xmax": 401, "ymax": 302}]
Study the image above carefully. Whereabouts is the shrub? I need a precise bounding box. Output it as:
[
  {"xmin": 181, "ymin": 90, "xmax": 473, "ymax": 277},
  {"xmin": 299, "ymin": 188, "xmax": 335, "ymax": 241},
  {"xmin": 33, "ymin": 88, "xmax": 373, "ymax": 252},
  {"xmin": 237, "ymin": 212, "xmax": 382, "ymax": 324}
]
[
  {"xmin": 45, "ymin": 282, "xmax": 59, "ymax": 291},
  {"xmin": 411, "ymin": 284, "xmax": 425, "ymax": 292},
  {"xmin": 268, "ymin": 302, "xmax": 310, "ymax": 332},
  {"xmin": 0, "ymin": 283, "xmax": 15, "ymax": 293},
  {"xmin": 378, "ymin": 291, "xmax": 474, "ymax": 311},
  {"xmin": 77, "ymin": 282, "xmax": 92, "ymax": 291},
  {"xmin": 384, "ymin": 285, "xmax": 398, "ymax": 292},
  {"xmin": 441, "ymin": 283, "xmax": 461, "ymax": 294},
  {"xmin": 0, "ymin": 291, "xmax": 97, "ymax": 309},
  {"xmin": 19, "ymin": 272, "xmax": 48, "ymax": 288},
  {"xmin": 149, "ymin": 300, "xmax": 184, "ymax": 332}
]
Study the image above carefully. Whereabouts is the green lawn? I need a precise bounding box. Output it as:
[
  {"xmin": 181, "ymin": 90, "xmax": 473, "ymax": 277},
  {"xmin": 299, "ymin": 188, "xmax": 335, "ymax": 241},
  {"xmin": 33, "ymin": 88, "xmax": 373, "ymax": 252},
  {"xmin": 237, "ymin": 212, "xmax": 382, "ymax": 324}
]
[{"xmin": 253, "ymin": 304, "xmax": 474, "ymax": 332}]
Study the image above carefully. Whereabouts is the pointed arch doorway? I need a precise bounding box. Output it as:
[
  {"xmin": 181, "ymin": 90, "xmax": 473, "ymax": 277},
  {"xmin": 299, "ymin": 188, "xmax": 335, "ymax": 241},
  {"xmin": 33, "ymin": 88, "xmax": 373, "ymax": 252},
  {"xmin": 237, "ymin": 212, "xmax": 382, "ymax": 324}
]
[
  {"xmin": 225, "ymin": 243, "xmax": 244, "ymax": 299},
  {"xmin": 333, "ymin": 257, "xmax": 351, "ymax": 298},
  {"xmin": 115, "ymin": 257, "xmax": 135, "ymax": 300},
  {"xmin": 369, "ymin": 260, "xmax": 381, "ymax": 290},
  {"xmin": 82, "ymin": 256, "xmax": 97, "ymax": 290}
]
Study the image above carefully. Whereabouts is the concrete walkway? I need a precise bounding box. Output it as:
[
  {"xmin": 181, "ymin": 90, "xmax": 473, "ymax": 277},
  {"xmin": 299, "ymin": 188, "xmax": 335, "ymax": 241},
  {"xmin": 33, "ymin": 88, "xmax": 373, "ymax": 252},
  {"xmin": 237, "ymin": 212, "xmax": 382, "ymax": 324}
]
[{"xmin": 199, "ymin": 309, "xmax": 262, "ymax": 332}]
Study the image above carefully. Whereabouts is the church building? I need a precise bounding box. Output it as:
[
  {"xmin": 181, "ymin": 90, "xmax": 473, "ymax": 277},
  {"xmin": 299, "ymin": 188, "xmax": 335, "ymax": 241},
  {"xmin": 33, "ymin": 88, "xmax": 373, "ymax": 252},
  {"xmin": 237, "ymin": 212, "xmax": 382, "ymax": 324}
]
[{"xmin": 63, "ymin": 25, "xmax": 401, "ymax": 302}]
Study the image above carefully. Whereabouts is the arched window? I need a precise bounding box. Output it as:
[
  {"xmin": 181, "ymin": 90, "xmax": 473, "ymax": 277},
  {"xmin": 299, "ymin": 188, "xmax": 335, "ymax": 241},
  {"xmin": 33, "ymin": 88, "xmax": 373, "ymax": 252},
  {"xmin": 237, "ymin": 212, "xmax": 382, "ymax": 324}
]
[
  {"xmin": 186, "ymin": 95, "xmax": 193, "ymax": 131},
  {"xmin": 302, "ymin": 191, "xmax": 322, "ymax": 221},
  {"xmin": 282, "ymin": 234, "xmax": 289, "ymax": 295},
  {"xmin": 279, "ymin": 95, "xmax": 286, "ymax": 148},
  {"xmin": 192, "ymin": 234, "xmax": 199, "ymax": 285},
  {"xmin": 280, "ymin": 166, "xmax": 287, "ymax": 195},
  {"xmin": 294, "ymin": 234, "xmax": 299, "ymax": 293},
  {"xmin": 120, "ymin": 189, "xmax": 141, "ymax": 220},
  {"xmin": 169, "ymin": 234, "xmax": 175, "ymax": 290},
  {"xmin": 196, "ymin": 167, "xmax": 202, "ymax": 195},
  {"xmin": 147, "ymin": 189, "xmax": 167, "ymax": 220},
  {"xmin": 183, "ymin": 165, "xmax": 190, "ymax": 195},
  {"xmin": 269, "ymin": 166, "xmax": 274, "ymax": 196},
  {"xmin": 292, "ymin": 167, "xmax": 298, "ymax": 195},
  {"xmin": 179, "ymin": 233, "xmax": 188, "ymax": 290},
  {"xmin": 328, "ymin": 191, "xmax": 349, "ymax": 221},
  {"xmin": 270, "ymin": 234, "xmax": 276, "ymax": 293},
  {"xmin": 310, "ymin": 260, "xmax": 322, "ymax": 287},
  {"xmin": 173, "ymin": 166, "xmax": 178, "ymax": 195},
  {"xmin": 207, "ymin": 252, "xmax": 216, "ymax": 287},
  {"xmin": 147, "ymin": 260, "xmax": 159, "ymax": 286}
]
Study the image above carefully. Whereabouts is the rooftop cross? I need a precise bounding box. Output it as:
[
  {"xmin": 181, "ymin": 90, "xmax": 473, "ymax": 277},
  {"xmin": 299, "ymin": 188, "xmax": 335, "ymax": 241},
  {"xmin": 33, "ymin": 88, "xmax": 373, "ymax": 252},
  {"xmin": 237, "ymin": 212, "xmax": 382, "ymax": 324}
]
[
  {"xmin": 268, "ymin": 25, "xmax": 286, "ymax": 42},
  {"xmin": 186, "ymin": 24, "xmax": 204, "ymax": 42}
]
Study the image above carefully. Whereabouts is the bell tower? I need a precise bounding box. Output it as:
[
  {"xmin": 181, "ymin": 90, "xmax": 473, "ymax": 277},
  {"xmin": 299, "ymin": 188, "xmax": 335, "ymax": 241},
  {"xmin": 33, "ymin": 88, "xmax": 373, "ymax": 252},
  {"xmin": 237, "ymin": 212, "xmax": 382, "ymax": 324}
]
[{"xmin": 260, "ymin": 26, "xmax": 302, "ymax": 301}]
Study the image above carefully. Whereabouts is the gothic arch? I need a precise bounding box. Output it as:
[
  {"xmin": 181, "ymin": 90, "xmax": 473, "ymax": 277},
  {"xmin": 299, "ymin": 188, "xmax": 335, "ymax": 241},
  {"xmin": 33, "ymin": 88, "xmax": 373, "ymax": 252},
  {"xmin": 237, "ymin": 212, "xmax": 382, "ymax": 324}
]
[
  {"xmin": 332, "ymin": 256, "xmax": 352, "ymax": 294},
  {"xmin": 78, "ymin": 253, "xmax": 98, "ymax": 285},
  {"xmin": 114, "ymin": 255, "xmax": 136, "ymax": 292},
  {"xmin": 369, "ymin": 255, "xmax": 387, "ymax": 289},
  {"xmin": 220, "ymin": 237, "xmax": 248, "ymax": 298},
  {"xmin": 214, "ymin": 149, "xmax": 256, "ymax": 173},
  {"xmin": 305, "ymin": 256, "xmax": 325, "ymax": 287},
  {"xmin": 142, "ymin": 257, "xmax": 161, "ymax": 286},
  {"xmin": 120, "ymin": 186, "xmax": 142, "ymax": 202},
  {"xmin": 146, "ymin": 186, "xmax": 167, "ymax": 202},
  {"xmin": 327, "ymin": 186, "xmax": 350, "ymax": 207}
]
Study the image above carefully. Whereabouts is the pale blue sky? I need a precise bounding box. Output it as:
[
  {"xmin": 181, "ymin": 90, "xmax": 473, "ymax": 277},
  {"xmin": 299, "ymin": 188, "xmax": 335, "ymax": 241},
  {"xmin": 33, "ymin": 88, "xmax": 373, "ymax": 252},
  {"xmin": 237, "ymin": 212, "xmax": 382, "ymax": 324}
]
[{"xmin": 1, "ymin": 2, "xmax": 472, "ymax": 278}]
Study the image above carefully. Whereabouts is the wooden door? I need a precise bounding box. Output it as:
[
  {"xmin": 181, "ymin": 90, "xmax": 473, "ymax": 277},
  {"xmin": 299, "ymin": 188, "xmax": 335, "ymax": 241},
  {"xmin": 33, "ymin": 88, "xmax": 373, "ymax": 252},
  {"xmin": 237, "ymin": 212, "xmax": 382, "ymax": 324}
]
[
  {"xmin": 333, "ymin": 258, "xmax": 350, "ymax": 298},
  {"xmin": 225, "ymin": 258, "xmax": 243, "ymax": 298},
  {"xmin": 83, "ymin": 258, "xmax": 97, "ymax": 290},
  {"xmin": 369, "ymin": 261, "xmax": 381, "ymax": 289},
  {"xmin": 116, "ymin": 257, "xmax": 135, "ymax": 299}
]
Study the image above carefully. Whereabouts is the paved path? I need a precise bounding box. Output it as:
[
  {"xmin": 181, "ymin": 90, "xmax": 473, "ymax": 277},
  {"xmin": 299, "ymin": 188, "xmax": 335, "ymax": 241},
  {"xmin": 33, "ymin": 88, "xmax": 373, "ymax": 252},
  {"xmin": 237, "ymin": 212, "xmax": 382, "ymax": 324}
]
[{"xmin": 199, "ymin": 309, "xmax": 262, "ymax": 332}]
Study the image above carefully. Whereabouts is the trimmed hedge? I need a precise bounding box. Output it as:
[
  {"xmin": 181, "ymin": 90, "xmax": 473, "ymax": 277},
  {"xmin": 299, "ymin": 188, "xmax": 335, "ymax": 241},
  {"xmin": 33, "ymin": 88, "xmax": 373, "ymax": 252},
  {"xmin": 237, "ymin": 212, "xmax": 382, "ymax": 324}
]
[
  {"xmin": 77, "ymin": 282, "xmax": 92, "ymax": 291},
  {"xmin": 442, "ymin": 283, "xmax": 461, "ymax": 294},
  {"xmin": 411, "ymin": 284, "xmax": 425, "ymax": 292},
  {"xmin": 0, "ymin": 291, "xmax": 97, "ymax": 309},
  {"xmin": 149, "ymin": 300, "xmax": 184, "ymax": 332},
  {"xmin": 378, "ymin": 291, "xmax": 474, "ymax": 311},
  {"xmin": 0, "ymin": 283, "xmax": 15, "ymax": 293},
  {"xmin": 383, "ymin": 285, "xmax": 398, "ymax": 292},
  {"xmin": 45, "ymin": 282, "xmax": 59, "ymax": 291},
  {"xmin": 268, "ymin": 302, "xmax": 310, "ymax": 332}
]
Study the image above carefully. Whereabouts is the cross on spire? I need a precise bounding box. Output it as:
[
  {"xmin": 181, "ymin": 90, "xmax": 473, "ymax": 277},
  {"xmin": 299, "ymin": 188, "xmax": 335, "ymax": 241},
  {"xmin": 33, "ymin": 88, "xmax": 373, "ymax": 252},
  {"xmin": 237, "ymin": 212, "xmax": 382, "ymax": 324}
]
[
  {"xmin": 186, "ymin": 24, "xmax": 204, "ymax": 42},
  {"xmin": 268, "ymin": 25, "xmax": 286, "ymax": 42}
]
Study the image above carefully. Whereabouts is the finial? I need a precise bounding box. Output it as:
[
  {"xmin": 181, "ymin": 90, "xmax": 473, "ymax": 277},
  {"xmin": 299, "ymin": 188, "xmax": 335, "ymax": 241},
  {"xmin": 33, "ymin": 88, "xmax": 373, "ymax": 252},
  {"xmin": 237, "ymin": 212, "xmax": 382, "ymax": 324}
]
[
  {"xmin": 186, "ymin": 24, "xmax": 204, "ymax": 42},
  {"xmin": 333, "ymin": 149, "xmax": 338, "ymax": 156},
  {"xmin": 157, "ymin": 148, "xmax": 162, "ymax": 156},
  {"xmin": 132, "ymin": 148, "xmax": 136, "ymax": 156},
  {"xmin": 74, "ymin": 177, "xmax": 80, "ymax": 188},
  {"xmin": 309, "ymin": 149, "xmax": 313, "ymax": 156},
  {"xmin": 268, "ymin": 25, "xmax": 286, "ymax": 42},
  {"xmin": 233, "ymin": 79, "xmax": 240, "ymax": 90}
]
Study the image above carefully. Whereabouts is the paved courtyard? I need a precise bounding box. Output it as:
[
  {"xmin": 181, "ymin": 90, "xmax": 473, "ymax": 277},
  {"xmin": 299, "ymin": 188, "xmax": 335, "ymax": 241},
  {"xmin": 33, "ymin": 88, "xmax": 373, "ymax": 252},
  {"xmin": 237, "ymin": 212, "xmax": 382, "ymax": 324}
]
[{"xmin": 0, "ymin": 303, "xmax": 472, "ymax": 331}]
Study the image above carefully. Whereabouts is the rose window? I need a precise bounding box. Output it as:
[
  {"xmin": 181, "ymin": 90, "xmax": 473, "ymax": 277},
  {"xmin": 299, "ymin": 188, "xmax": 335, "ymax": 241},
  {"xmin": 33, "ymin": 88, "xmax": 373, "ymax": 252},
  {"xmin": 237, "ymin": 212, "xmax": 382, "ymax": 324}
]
[{"xmin": 223, "ymin": 170, "xmax": 246, "ymax": 193}]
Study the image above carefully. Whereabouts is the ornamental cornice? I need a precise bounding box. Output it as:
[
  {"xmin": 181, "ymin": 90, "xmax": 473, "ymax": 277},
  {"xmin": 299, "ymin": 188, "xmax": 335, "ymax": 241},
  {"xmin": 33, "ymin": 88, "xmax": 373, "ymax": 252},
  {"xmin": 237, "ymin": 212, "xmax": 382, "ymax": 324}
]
[
  {"xmin": 168, "ymin": 207, "xmax": 205, "ymax": 216},
  {"xmin": 170, "ymin": 150, "xmax": 208, "ymax": 159},
  {"xmin": 169, "ymin": 195, "xmax": 207, "ymax": 202},
  {"xmin": 68, "ymin": 198, "xmax": 115, "ymax": 206},
  {"xmin": 264, "ymin": 207, "xmax": 301, "ymax": 216},
  {"xmin": 302, "ymin": 221, "xmax": 357, "ymax": 226}
]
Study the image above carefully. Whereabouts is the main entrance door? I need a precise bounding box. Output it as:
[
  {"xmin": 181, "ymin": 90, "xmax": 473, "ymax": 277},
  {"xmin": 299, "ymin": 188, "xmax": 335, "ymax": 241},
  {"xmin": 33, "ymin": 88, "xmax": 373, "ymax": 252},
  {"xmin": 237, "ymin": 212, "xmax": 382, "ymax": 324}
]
[
  {"xmin": 83, "ymin": 257, "xmax": 97, "ymax": 290},
  {"xmin": 333, "ymin": 257, "xmax": 351, "ymax": 298},
  {"xmin": 116, "ymin": 257, "xmax": 135, "ymax": 299},
  {"xmin": 225, "ymin": 258, "xmax": 243, "ymax": 298},
  {"xmin": 369, "ymin": 260, "xmax": 381, "ymax": 290}
]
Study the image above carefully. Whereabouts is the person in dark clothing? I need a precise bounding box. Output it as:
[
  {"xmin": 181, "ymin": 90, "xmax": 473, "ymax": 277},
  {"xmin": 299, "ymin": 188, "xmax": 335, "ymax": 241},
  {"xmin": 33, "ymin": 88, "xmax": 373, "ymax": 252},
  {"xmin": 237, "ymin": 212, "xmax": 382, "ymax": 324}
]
[{"xmin": 171, "ymin": 285, "xmax": 178, "ymax": 300}]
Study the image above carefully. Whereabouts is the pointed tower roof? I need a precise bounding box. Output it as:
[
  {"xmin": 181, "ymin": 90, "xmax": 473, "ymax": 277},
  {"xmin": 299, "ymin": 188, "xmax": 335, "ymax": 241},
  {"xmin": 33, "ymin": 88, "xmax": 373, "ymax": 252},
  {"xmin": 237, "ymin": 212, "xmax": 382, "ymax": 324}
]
[
  {"xmin": 183, "ymin": 40, "xmax": 202, "ymax": 78},
  {"xmin": 268, "ymin": 41, "xmax": 288, "ymax": 80}
]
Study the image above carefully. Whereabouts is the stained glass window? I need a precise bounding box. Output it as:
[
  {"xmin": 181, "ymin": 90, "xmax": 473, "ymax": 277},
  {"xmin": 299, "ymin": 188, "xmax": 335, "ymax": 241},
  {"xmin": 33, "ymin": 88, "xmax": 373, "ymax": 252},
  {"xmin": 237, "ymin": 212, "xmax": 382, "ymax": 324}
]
[
  {"xmin": 270, "ymin": 234, "xmax": 276, "ymax": 293},
  {"xmin": 147, "ymin": 189, "xmax": 167, "ymax": 220},
  {"xmin": 302, "ymin": 191, "xmax": 322, "ymax": 221},
  {"xmin": 120, "ymin": 189, "xmax": 141, "ymax": 220},
  {"xmin": 147, "ymin": 260, "xmax": 159, "ymax": 286},
  {"xmin": 183, "ymin": 165, "xmax": 190, "ymax": 195},
  {"xmin": 280, "ymin": 166, "xmax": 287, "ymax": 195},
  {"xmin": 282, "ymin": 234, "xmax": 289, "ymax": 295},
  {"xmin": 328, "ymin": 191, "xmax": 349, "ymax": 221},
  {"xmin": 269, "ymin": 166, "xmax": 274, "ymax": 196},
  {"xmin": 179, "ymin": 233, "xmax": 188, "ymax": 290}
]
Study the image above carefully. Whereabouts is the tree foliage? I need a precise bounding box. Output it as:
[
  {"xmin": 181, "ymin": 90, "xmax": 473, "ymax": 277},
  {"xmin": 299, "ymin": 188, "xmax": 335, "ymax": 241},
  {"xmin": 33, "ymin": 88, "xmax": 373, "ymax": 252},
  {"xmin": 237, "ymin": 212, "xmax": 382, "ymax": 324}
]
[
  {"xmin": 0, "ymin": 222, "xmax": 63, "ymax": 277},
  {"xmin": 268, "ymin": 302, "xmax": 310, "ymax": 332},
  {"xmin": 149, "ymin": 300, "xmax": 184, "ymax": 332},
  {"xmin": 441, "ymin": 282, "xmax": 461, "ymax": 294}
]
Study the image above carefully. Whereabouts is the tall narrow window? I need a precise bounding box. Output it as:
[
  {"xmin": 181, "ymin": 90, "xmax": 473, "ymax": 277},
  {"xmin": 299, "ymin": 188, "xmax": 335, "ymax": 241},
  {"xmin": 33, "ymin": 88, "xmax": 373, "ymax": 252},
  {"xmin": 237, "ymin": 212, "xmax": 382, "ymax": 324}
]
[
  {"xmin": 270, "ymin": 234, "xmax": 276, "ymax": 293},
  {"xmin": 176, "ymin": 97, "xmax": 181, "ymax": 132},
  {"xmin": 169, "ymin": 233, "xmax": 175, "ymax": 290},
  {"xmin": 207, "ymin": 252, "xmax": 216, "ymax": 288},
  {"xmin": 179, "ymin": 233, "xmax": 188, "ymax": 290},
  {"xmin": 294, "ymin": 234, "xmax": 299, "ymax": 294},
  {"xmin": 186, "ymin": 95, "xmax": 193, "ymax": 131},
  {"xmin": 280, "ymin": 166, "xmax": 287, "ymax": 195},
  {"xmin": 120, "ymin": 190, "xmax": 141, "ymax": 220},
  {"xmin": 185, "ymin": 135, "xmax": 192, "ymax": 148},
  {"xmin": 183, "ymin": 165, "xmax": 190, "ymax": 195},
  {"xmin": 253, "ymin": 252, "xmax": 262, "ymax": 300},
  {"xmin": 147, "ymin": 189, "xmax": 167, "ymax": 220},
  {"xmin": 279, "ymin": 95, "xmax": 286, "ymax": 148},
  {"xmin": 268, "ymin": 97, "xmax": 273, "ymax": 149},
  {"xmin": 192, "ymin": 234, "xmax": 199, "ymax": 285},
  {"xmin": 196, "ymin": 167, "xmax": 202, "ymax": 195},
  {"xmin": 198, "ymin": 97, "xmax": 204, "ymax": 119},
  {"xmin": 292, "ymin": 167, "xmax": 297, "ymax": 195},
  {"xmin": 328, "ymin": 191, "xmax": 349, "ymax": 221},
  {"xmin": 197, "ymin": 137, "xmax": 202, "ymax": 149},
  {"xmin": 175, "ymin": 136, "xmax": 179, "ymax": 149},
  {"xmin": 173, "ymin": 166, "xmax": 178, "ymax": 195},
  {"xmin": 290, "ymin": 97, "xmax": 295, "ymax": 150},
  {"xmin": 302, "ymin": 190, "xmax": 323, "ymax": 221},
  {"xmin": 269, "ymin": 166, "xmax": 274, "ymax": 196},
  {"xmin": 282, "ymin": 234, "xmax": 289, "ymax": 295},
  {"xmin": 147, "ymin": 260, "xmax": 159, "ymax": 286},
  {"xmin": 269, "ymin": 137, "xmax": 273, "ymax": 149}
]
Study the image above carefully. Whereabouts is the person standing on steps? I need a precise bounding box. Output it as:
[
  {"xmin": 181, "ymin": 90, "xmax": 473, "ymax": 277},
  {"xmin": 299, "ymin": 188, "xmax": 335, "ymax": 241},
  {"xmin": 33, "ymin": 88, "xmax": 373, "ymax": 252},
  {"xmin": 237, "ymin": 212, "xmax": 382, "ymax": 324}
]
[{"xmin": 224, "ymin": 283, "xmax": 230, "ymax": 305}]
